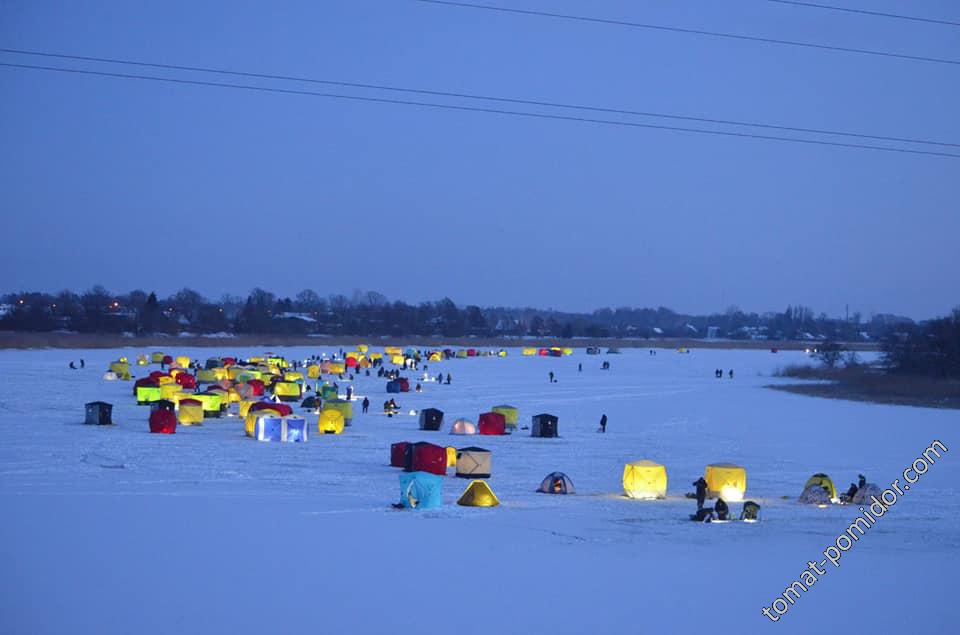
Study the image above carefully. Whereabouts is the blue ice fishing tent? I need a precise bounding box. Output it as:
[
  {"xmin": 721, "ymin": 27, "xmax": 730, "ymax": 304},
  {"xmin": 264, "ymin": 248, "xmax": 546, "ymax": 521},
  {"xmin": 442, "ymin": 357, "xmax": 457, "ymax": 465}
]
[
  {"xmin": 255, "ymin": 415, "xmax": 284, "ymax": 442},
  {"xmin": 399, "ymin": 471, "xmax": 443, "ymax": 510},
  {"xmin": 386, "ymin": 380, "xmax": 402, "ymax": 393}
]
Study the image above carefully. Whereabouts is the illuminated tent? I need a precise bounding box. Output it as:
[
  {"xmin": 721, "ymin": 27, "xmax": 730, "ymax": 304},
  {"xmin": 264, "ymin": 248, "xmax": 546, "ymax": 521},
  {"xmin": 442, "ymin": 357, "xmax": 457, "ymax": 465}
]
[
  {"xmin": 192, "ymin": 391, "xmax": 223, "ymax": 418},
  {"xmin": 531, "ymin": 413, "xmax": 559, "ymax": 438},
  {"xmin": 491, "ymin": 405, "xmax": 518, "ymax": 430},
  {"xmin": 281, "ymin": 415, "xmax": 308, "ymax": 442},
  {"xmin": 497, "ymin": 349, "xmax": 507, "ymax": 357},
  {"xmin": 323, "ymin": 399, "xmax": 353, "ymax": 426},
  {"xmin": 273, "ymin": 381, "xmax": 302, "ymax": 402},
  {"xmin": 175, "ymin": 356, "xmax": 190, "ymax": 369},
  {"xmin": 149, "ymin": 409, "xmax": 177, "ymax": 434},
  {"xmin": 455, "ymin": 350, "xmax": 467, "ymax": 359},
  {"xmin": 537, "ymin": 472, "xmax": 574, "ymax": 494},
  {"xmin": 197, "ymin": 369, "xmax": 219, "ymax": 383},
  {"xmin": 151, "ymin": 352, "xmax": 165, "ymax": 364},
  {"xmin": 283, "ymin": 371, "xmax": 304, "ymax": 382},
  {"xmin": 390, "ymin": 441, "xmax": 411, "ymax": 468},
  {"xmin": 428, "ymin": 352, "xmax": 442, "ymax": 362},
  {"xmin": 177, "ymin": 398, "xmax": 204, "ymax": 426},
  {"xmin": 245, "ymin": 407, "xmax": 283, "ymax": 437},
  {"xmin": 384, "ymin": 346, "xmax": 402, "ymax": 356},
  {"xmin": 800, "ymin": 473, "xmax": 838, "ymax": 503},
  {"xmin": 623, "ymin": 460, "xmax": 667, "ymax": 499},
  {"xmin": 247, "ymin": 379, "xmax": 266, "ymax": 396},
  {"xmin": 419, "ymin": 408, "xmax": 444, "ymax": 431},
  {"xmin": 397, "ymin": 378, "xmax": 410, "ymax": 392},
  {"xmin": 446, "ymin": 446, "xmax": 457, "ymax": 468},
  {"xmin": 109, "ymin": 360, "xmax": 129, "ymax": 376},
  {"xmin": 408, "ymin": 442, "xmax": 447, "ymax": 476},
  {"xmin": 175, "ymin": 373, "xmax": 197, "ymax": 390},
  {"xmin": 466, "ymin": 348, "xmax": 477, "ymax": 357},
  {"xmin": 357, "ymin": 344, "xmax": 369, "ymax": 353},
  {"xmin": 478, "ymin": 412, "xmax": 506, "ymax": 436},
  {"xmin": 320, "ymin": 384, "xmax": 338, "ymax": 401},
  {"xmin": 456, "ymin": 447, "xmax": 492, "ymax": 479},
  {"xmin": 318, "ymin": 409, "xmax": 345, "ymax": 434},
  {"xmin": 704, "ymin": 463, "xmax": 747, "ymax": 501},
  {"xmin": 159, "ymin": 383, "xmax": 183, "ymax": 401},
  {"xmin": 562, "ymin": 348, "xmax": 573, "ymax": 356},
  {"xmin": 398, "ymin": 471, "xmax": 443, "ymax": 510},
  {"xmin": 307, "ymin": 365, "xmax": 321, "ymax": 379},
  {"xmin": 450, "ymin": 419, "xmax": 477, "ymax": 435},
  {"xmin": 457, "ymin": 480, "xmax": 499, "ymax": 507},
  {"xmin": 391, "ymin": 355, "xmax": 406, "ymax": 365},
  {"xmin": 84, "ymin": 401, "xmax": 113, "ymax": 426},
  {"xmin": 522, "ymin": 348, "xmax": 536, "ymax": 356},
  {"xmin": 250, "ymin": 401, "xmax": 293, "ymax": 417},
  {"xmin": 255, "ymin": 415, "xmax": 283, "ymax": 441}
]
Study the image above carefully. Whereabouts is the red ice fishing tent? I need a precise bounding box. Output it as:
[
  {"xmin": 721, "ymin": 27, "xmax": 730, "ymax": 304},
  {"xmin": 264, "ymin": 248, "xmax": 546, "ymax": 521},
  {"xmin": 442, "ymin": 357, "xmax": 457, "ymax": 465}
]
[
  {"xmin": 176, "ymin": 373, "xmax": 197, "ymax": 390},
  {"xmin": 478, "ymin": 412, "xmax": 506, "ymax": 436},
  {"xmin": 407, "ymin": 442, "xmax": 447, "ymax": 476},
  {"xmin": 149, "ymin": 409, "xmax": 177, "ymax": 434},
  {"xmin": 391, "ymin": 441, "xmax": 412, "ymax": 468}
]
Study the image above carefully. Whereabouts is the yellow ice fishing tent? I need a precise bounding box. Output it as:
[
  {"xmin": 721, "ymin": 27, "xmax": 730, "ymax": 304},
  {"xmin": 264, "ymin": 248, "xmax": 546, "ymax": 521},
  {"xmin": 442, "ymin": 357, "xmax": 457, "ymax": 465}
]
[
  {"xmin": 323, "ymin": 399, "xmax": 353, "ymax": 426},
  {"xmin": 307, "ymin": 365, "xmax": 321, "ymax": 379},
  {"xmin": 368, "ymin": 352, "xmax": 383, "ymax": 362},
  {"xmin": 318, "ymin": 409, "xmax": 345, "ymax": 435},
  {"xmin": 497, "ymin": 350, "xmax": 507, "ymax": 357},
  {"xmin": 109, "ymin": 361, "xmax": 129, "ymax": 376},
  {"xmin": 197, "ymin": 369, "xmax": 219, "ymax": 383},
  {"xmin": 175, "ymin": 356, "xmax": 191, "ymax": 369},
  {"xmin": 151, "ymin": 352, "xmax": 165, "ymax": 363},
  {"xmin": 623, "ymin": 460, "xmax": 668, "ymax": 500},
  {"xmin": 705, "ymin": 463, "xmax": 747, "ymax": 501},
  {"xmin": 491, "ymin": 405, "xmax": 518, "ymax": 430},
  {"xmin": 457, "ymin": 480, "xmax": 500, "ymax": 507},
  {"xmin": 391, "ymin": 355, "xmax": 405, "ymax": 365},
  {"xmin": 283, "ymin": 371, "xmax": 304, "ymax": 383},
  {"xmin": 136, "ymin": 385, "xmax": 162, "ymax": 404},
  {"xmin": 159, "ymin": 383, "xmax": 183, "ymax": 400},
  {"xmin": 178, "ymin": 398, "xmax": 204, "ymax": 426},
  {"xmin": 273, "ymin": 381, "xmax": 302, "ymax": 402},
  {"xmin": 157, "ymin": 375, "xmax": 175, "ymax": 386},
  {"xmin": 328, "ymin": 362, "xmax": 346, "ymax": 375},
  {"xmin": 804, "ymin": 473, "xmax": 837, "ymax": 501},
  {"xmin": 357, "ymin": 344, "xmax": 369, "ymax": 353},
  {"xmin": 522, "ymin": 348, "xmax": 536, "ymax": 356},
  {"xmin": 192, "ymin": 391, "xmax": 224, "ymax": 416},
  {"xmin": 428, "ymin": 352, "xmax": 443, "ymax": 362},
  {"xmin": 136, "ymin": 354, "xmax": 149, "ymax": 366},
  {"xmin": 562, "ymin": 348, "xmax": 573, "ymax": 356},
  {"xmin": 446, "ymin": 447, "xmax": 457, "ymax": 468},
  {"xmin": 384, "ymin": 346, "xmax": 402, "ymax": 356}
]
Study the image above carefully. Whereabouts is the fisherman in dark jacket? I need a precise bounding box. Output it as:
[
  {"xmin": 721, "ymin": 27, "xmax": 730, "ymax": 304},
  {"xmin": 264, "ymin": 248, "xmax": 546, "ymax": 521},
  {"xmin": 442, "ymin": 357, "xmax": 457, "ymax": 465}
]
[
  {"xmin": 599, "ymin": 414, "xmax": 607, "ymax": 433},
  {"xmin": 694, "ymin": 477, "xmax": 708, "ymax": 509},
  {"xmin": 362, "ymin": 397, "xmax": 369, "ymax": 413},
  {"xmin": 858, "ymin": 474, "xmax": 866, "ymax": 489},
  {"xmin": 714, "ymin": 498, "xmax": 729, "ymax": 521}
]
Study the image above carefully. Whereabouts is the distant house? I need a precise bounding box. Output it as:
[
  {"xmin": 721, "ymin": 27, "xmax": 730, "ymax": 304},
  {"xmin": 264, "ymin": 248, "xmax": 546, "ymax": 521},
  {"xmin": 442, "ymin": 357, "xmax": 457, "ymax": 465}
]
[
  {"xmin": 274, "ymin": 312, "xmax": 317, "ymax": 323},
  {"xmin": 707, "ymin": 326, "xmax": 719, "ymax": 339}
]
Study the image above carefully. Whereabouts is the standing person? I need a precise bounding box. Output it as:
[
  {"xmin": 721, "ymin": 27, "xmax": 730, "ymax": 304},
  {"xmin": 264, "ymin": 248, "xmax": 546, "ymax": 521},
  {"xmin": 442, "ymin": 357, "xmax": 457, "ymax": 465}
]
[
  {"xmin": 578, "ymin": 363, "xmax": 582, "ymax": 372},
  {"xmin": 445, "ymin": 373, "xmax": 451, "ymax": 385},
  {"xmin": 362, "ymin": 397, "xmax": 369, "ymax": 413},
  {"xmin": 858, "ymin": 474, "xmax": 866, "ymax": 489},
  {"xmin": 80, "ymin": 358, "xmax": 85, "ymax": 369},
  {"xmin": 693, "ymin": 477, "xmax": 708, "ymax": 510},
  {"xmin": 548, "ymin": 371, "xmax": 554, "ymax": 383},
  {"xmin": 346, "ymin": 386, "xmax": 353, "ymax": 401},
  {"xmin": 599, "ymin": 414, "xmax": 607, "ymax": 433},
  {"xmin": 69, "ymin": 361, "xmax": 77, "ymax": 370},
  {"xmin": 728, "ymin": 369, "xmax": 734, "ymax": 379}
]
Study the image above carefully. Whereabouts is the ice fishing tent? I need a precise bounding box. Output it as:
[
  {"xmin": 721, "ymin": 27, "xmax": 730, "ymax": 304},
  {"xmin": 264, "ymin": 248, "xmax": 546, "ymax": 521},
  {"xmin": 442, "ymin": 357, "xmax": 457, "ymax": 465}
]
[
  {"xmin": 151, "ymin": 399, "xmax": 176, "ymax": 413},
  {"xmin": 531, "ymin": 413, "xmax": 559, "ymax": 438},
  {"xmin": 282, "ymin": 415, "xmax": 308, "ymax": 442},
  {"xmin": 456, "ymin": 447, "xmax": 492, "ymax": 478},
  {"xmin": 273, "ymin": 381, "xmax": 302, "ymax": 402},
  {"xmin": 386, "ymin": 380, "xmax": 402, "ymax": 394},
  {"xmin": 623, "ymin": 460, "xmax": 667, "ymax": 499},
  {"xmin": 255, "ymin": 415, "xmax": 284, "ymax": 441},
  {"xmin": 84, "ymin": 401, "xmax": 113, "ymax": 426},
  {"xmin": 149, "ymin": 409, "xmax": 177, "ymax": 434},
  {"xmin": 177, "ymin": 398, "xmax": 204, "ymax": 426},
  {"xmin": 391, "ymin": 441, "xmax": 411, "ymax": 468},
  {"xmin": 397, "ymin": 378, "xmax": 410, "ymax": 392},
  {"xmin": 205, "ymin": 357, "xmax": 223, "ymax": 370},
  {"xmin": 704, "ymin": 463, "xmax": 747, "ymax": 501},
  {"xmin": 586, "ymin": 347, "xmax": 600, "ymax": 355},
  {"xmin": 136, "ymin": 383, "xmax": 162, "ymax": 405},
  {"xmin": 801, "ymin": 473, "xmax": 838, "ymax": 502},
  {"xmin": 323, "ymin": 399, "xmax": 353, "ymax": 426},
  {"xmin": 457, "ymin": 480, "xmax": 499, "ymax": 507},
  {"xmin": 537, "ymin": 472, "xmax": 574, "ymax": 494},
  {"xmin": 320, "ymin": 384, "xmax": 338, "ymax": 401},
  {"xmin": 399, "ymin": 471, "xmax": 443, "ymax": 510},
  {"xmin": 446, "ymin": 446, "xmax": 457, "ymax": 468},
  {"xmin": 245, "ymin": 407, "xmax": 283, "ymax": 437},
  {"xmin": 407, "ymin": 442, "xmax": 447, "ymax": 476},
  {"xmin": 419, "ymin": 408, "xmax": 444, "ymax": 431},
  {"xmin": 478, "ymin": 412, "xmax": 506, "ymax": 436},
  {"xmin": 192, "ymin": 391, "xmax": 223, "ymax": 418},
  {"xmin": 175, "ymin": 373, "xmax": 197, "ymax": 390},
  {"xmin": 450, "ymin": 419, "xmax": 477, "ymax": 435},
  {"xmin": 491, "ymin": 405, "xmax": 518, "ymax": 430},
  {"xmin": 301, "ymin": 395, "xmax": 320, "ymax": 410},
  {"xmin": 151, "ymin": 352, "xmax": 166, "ymax": 364},
  {"xmin": 318, "ymin": 409, "xmax": 345, "ymax": 435}
]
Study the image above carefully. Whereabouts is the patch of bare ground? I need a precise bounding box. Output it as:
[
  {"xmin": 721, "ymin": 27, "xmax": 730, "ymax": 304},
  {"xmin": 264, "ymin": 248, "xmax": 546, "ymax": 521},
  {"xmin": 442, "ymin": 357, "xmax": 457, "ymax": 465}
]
[{"xmin": 769, "ymin": 364, "xmax": 960, "ymax": 410}]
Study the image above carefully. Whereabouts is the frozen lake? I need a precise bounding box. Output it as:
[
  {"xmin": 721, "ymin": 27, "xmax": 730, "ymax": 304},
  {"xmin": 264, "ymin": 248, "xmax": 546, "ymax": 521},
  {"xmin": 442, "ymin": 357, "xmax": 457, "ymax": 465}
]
[{"xmin": 0, "ymin": 346, "xmax": 955, "ymax": 634}]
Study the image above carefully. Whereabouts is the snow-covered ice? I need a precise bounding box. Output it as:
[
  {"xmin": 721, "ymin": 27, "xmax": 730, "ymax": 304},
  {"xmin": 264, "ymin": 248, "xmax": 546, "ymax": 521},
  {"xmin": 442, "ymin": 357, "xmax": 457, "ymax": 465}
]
[{"xmin": 0, "ymin": 347, "xmax": 955, "ymax": 634}]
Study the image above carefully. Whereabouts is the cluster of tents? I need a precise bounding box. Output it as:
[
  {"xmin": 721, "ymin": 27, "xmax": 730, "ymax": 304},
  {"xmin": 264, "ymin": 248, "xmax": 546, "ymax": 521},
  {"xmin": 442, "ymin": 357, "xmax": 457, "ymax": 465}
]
[
  {"xmin": 522, "ymin": 347, "xmax": 573, "ymax": 357},
  {"xmin": 390, "ymin": 441, "xmax": 499, "ymax": 508},
  {"xmin": 413, "ymin": 406, "xmax": 559, "ymax": 438}
]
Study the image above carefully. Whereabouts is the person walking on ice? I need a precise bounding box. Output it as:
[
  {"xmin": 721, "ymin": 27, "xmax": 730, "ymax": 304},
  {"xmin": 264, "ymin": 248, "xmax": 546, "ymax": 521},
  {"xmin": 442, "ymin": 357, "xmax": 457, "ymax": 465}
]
[{"xmin": 599, "ymin": 414, "xmax": 607, "ymax": 433}]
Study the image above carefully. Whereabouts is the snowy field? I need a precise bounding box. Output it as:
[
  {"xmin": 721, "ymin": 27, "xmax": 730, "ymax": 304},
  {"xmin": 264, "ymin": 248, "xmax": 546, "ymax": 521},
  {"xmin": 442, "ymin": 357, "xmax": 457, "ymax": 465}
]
[{"xmin": 0, "ymin": 346, "xmax": 956, "ymax": 634}]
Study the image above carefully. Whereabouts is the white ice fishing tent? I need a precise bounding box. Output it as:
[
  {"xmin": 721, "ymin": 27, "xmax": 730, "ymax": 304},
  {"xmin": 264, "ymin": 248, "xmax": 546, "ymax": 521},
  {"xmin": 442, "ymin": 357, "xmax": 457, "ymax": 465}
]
[
  {"xmin": 450, "ymin": 419, "xmax": 477, "ymax": 435},
  {"xmin": 456, "ymin": 447, "xmax": 491, "ymax": 478}
]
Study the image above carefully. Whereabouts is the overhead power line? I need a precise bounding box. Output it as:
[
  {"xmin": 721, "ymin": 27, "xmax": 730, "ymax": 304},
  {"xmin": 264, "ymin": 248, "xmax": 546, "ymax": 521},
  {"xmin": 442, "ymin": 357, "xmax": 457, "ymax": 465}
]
[
  {"xmin": 763, "ymin": 0, "xmax": 960, "ymax": 28},
  {"xmin": 0, "ymin": 47, "xmax": 955, "ymax": 149},
  {"xmin": 412, "ymin": 0, "xmax": 960, "ymax": 67},
  {"xmin": 2, "ymin": 61, "xmax": 958, "ymax": 159}
]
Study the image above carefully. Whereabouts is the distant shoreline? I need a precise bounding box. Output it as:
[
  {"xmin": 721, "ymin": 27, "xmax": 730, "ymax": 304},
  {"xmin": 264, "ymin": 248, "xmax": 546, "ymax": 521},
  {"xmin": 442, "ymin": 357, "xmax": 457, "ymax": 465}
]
[{"xmin": 0, "ymin": 331, "xmax": 881, "ymax": 351}]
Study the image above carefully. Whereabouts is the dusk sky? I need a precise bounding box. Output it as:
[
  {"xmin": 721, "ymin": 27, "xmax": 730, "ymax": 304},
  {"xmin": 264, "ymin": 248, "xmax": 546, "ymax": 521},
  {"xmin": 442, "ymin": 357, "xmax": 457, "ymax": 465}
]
[{"xmin": 2, "ymin": 1, "xmax": 957, "ymax": 319}]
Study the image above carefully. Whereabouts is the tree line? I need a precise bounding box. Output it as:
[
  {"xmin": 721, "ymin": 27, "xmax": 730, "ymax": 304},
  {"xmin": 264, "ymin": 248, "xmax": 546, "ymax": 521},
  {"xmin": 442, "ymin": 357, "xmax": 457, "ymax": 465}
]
[{"xmin": 0, "ymin": 286, "xmax": 942, "ymax": 346}]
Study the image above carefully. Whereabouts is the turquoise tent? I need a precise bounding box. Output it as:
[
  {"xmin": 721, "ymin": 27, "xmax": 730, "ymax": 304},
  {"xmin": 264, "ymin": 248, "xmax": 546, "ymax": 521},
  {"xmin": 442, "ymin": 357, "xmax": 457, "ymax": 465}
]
[{"xmin": 399, "ymin": 472, "xmax": 443, "ymax": 510}]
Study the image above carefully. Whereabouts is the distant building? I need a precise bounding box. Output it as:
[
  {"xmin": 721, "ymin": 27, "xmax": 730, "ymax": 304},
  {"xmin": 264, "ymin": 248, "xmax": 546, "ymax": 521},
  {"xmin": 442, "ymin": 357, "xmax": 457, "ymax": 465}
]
[{"xmin": 707, "ymin": 326, "xmax": 719, "ymax": 339}]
